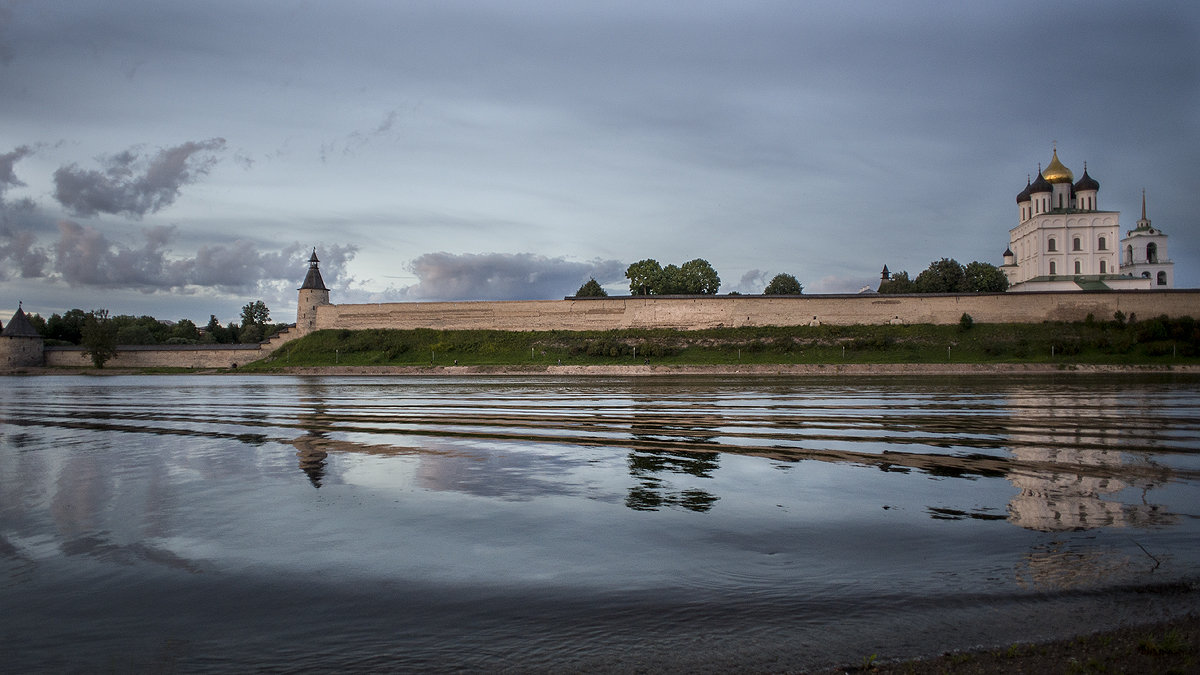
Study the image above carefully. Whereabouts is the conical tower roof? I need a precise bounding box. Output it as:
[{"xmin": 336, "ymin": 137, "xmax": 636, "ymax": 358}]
[
  {"xmin": 299, "ymin": 248, "xmax": 328, "ymax": 291},
  {"xmin": 2, "ymin": 304, "xmax": 41, "ymax": 338}
]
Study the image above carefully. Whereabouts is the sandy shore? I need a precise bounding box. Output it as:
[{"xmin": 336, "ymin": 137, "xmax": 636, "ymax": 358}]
[
  {"xmin": 836, "ymin": 613, "xmax": 1198, "ymax": 674},
  {"xmin": 257, "ymin": 362, "xmax": 1200, "ymax": 377}
]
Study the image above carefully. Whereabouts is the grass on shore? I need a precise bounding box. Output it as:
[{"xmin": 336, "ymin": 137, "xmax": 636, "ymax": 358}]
[{"xmin": 241, "ymin": 314, "xmax": 1200, "ymax": 371}]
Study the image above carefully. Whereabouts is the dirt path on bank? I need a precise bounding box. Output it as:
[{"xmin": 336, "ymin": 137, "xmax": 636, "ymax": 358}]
[
  {"xmin": 10, "ymin": 363, "xmax": 1200, "ymax": 376},
  {"xmin": 262, "ymin": 362, "xmax": 1200, "ymax": 377}
]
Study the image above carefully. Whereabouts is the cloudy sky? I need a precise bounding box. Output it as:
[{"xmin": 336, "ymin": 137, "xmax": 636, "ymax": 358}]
[{"xmin": 2, "ymin": 1, "xmax": 1197, "ymax": 324}]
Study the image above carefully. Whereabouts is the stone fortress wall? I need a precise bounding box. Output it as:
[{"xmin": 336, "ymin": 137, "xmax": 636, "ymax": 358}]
[
  {"xmin": 10, "ymin": 288, "xmax": 1200, "ymax": 370},
  {"xmin": 313, "ymin": 289, "xmax": 1200, "ymax": 333},
  {"xmin": 39, "ymin": 325, "xmax": 300, "ymax": 369}
]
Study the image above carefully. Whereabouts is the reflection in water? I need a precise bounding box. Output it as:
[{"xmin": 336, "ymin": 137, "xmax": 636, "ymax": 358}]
[
  {"xmin": 625, "ymin": 449, "xmax": 720, "ymax": 512},
  {"xmin": 294, "ymin": 437, "xmax": 329, "ymax": 488},
  {"xmin": 1002, "ymin": 389, "xmax": 1178, "ymax": 532},
  {"xmin": 3, "ymin": 374, "xmax": 1199, "ymax": 672},
  {"xmin": 295, "ymin": 379, "xmax": 331, "ymax": 487},
  {"xmin": 1015, "ymin": 541, "xmax": 1143, "ymax": 591}
]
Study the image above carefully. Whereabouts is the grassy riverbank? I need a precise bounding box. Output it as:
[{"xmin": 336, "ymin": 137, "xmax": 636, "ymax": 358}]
[{"xmin": 241, "ymin": 316, "xmax": 1200, "ymax": 371}]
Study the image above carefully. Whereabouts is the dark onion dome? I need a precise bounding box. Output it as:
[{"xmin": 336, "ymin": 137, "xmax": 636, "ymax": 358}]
[
  {"xmin": 1074, "ymin": 166, "xmax": 1099, "ymax": 192},
  {"xmin": 2, "ymin": 305, "xmax": 41, "ymax": 337},
  {"xmin": 1028, "ymin": 171, "xmax": 1052, "ymax": 194},
  {"xmin": 1016, "ymin": 178, "xmax": 1032, "ymax": 203},
  {"xmin": 1003, "ymin": 247, "xmax": 1014, "ymax": 258},
  {"xmin": 299, "ymin": 248, "xmax": 328, "ymax": 291}
]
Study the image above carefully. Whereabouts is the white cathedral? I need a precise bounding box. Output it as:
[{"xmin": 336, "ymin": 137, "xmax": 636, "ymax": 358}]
[{"xmin": 1001, "ymin": 148, "xmax": 1174, "ymax": 291}]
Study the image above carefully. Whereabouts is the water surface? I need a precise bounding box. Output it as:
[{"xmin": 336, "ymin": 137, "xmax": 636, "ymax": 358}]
[{"xmin": 2, "ymin": 374, "xmax": 1198, "ymax": 672}]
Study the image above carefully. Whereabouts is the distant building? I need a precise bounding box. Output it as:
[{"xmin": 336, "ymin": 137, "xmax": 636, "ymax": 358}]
[{"xmin": 1001, "ymin": 148, "xmax": 1174, "ymax": 292}]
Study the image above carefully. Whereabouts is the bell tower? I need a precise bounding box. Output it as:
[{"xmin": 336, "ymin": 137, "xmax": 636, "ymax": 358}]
[{"xmin": 296, "ymin": 248, "xmax": 330, "ymax": 335}]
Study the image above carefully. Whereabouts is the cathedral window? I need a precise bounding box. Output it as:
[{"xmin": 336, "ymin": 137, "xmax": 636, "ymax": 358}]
[
  {"xmin": 1098, "ymin": 236, "xmax": 1107, "ymax": 251},
  {"xmin": 1073, "ymin": 237, "xmax": 1082, "ymax": 251},
  {"xmin": 1074, "ymin": 260, "xmax": 1082, "ymax": 274},
  {"xmin": 1147, "ymin": 242, "xmax": 1158, "ymax": 263},
  {"xmin": 1127, "ymin": 245, "xmax": 1134, "ymax": 264},
  {"xmin": 1049, "ymin": 261, "xmax": 1057, "ymax": 275},
  {"xmin": 1158, "ymin": 271, "xmax": 1167, "ymax": 285},
  {"xmin": 1099, "ymin": 260, "xmax": 1107, "ymax": 274},
  {"xmin": 1047, "ymin": 238, "xmax": 1057, "ymax": 252}
]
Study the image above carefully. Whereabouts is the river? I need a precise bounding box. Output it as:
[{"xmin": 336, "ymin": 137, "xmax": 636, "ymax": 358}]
[{"xmin": 2, "ymin": 374, "xmax": 1198, "ymax": 672}]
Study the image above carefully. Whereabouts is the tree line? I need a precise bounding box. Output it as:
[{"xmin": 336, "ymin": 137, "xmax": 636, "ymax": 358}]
[
  {"xmin": 576, "ymin": 259, "xmax": 804, "ymax": 297},
  {"xmin": 879, "ymin": 258, "xmax": 1008, "ymax": 294},
  {"xmin": 24, "ymin": 301, "xmax": 287, "ymax": 367},
  {"xmin": 574, "ymin": 256, "xmax": 1007, "ymax": 297}
]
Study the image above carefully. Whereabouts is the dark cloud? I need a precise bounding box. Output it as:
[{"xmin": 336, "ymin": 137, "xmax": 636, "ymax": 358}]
[
  {"xmin": 400, "ymin": 252, "xmax": 625, "ymax": 301},
  {"xmin": 52, "ymin": 139, "xmax": 226, "ymax": 218},
  {"xmin": 0, "ymin": 145, "xmax": 32, "ymax": 194},
  {"xmin": 0, "ymin": 228, "xmax": 48, "ymax": 280},
  {"xmin": 49, "ymin": 219, "xmax": 356, "ymax": 294},
  {"xmin": 0, "ymin": 145, "xmax": 50, "ymax": 279}
]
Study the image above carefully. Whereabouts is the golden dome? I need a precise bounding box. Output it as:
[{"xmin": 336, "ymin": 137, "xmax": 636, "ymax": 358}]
[{"xmin": 1042, "ymin": 148, "xmax": 1074, "ymax": 184}]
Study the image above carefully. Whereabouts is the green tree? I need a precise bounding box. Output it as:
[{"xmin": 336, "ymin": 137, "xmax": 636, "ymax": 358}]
[
  {"xmin": 115, "ymin": 323, "xmax": 157, "ymax": 345},
  {"xmin": 679, "ymin": 258, "xmax": 721, "ymax": 294},
  {"xmin": 205, "ymin": 314, "xmax": 231, "ymax": 343},
  {"xmin": 626, "ymin": 259, "xmax": 662, "ymax": 295},
  {"xmin": 111, "ymin": 314, "xmax": 167, "ymax": 344},
  {"xmin": 962, "ymin": 261, "xmax": 1009, "ymax": 292},
  {"xmin": 241, "ymin": 300, "xmax": 271, "ymax": 327},
  {"xmin": 46, "ymin": 309, "xmax": 88, "ymax": 344},
  {"xmin": 877, "ymin": 271, "xmax": 914, "ymax": 294},
  {"xmin": 914, "ymin": 258, "xmax": 966, "ymax": 293},
  {"xmin": 659, "ymin": 264, "xmax": 684, "ymax": 294},
  {"xmin": 763, "ymin": 273, "xmax": 803, "ymax": 295},
  {"xmin": 575, "ymin": 278, "xmax": 608, "ymax": 297},
  {"xmin": 239, "ymin": 322, "xmax": 265, "ymax": 343},
  {"xmin": 170, "ymin": 319, "xmax": 200, "ymax": 343},
  {"xmin": 81, "ymin": 309, "xmax": 118, "ymax": 368},
  {"xmin": 26, "ymin": 312, "xmax": 46, "ymax": 336}
]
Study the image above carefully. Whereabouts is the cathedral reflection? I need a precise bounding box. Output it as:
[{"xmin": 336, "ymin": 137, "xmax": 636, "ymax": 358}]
[{"xmin": 1001, "ymin": 390, "xmax": 1175, "ymax": 533}]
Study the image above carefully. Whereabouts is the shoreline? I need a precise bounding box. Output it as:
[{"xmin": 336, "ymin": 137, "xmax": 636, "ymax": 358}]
[
  {"xmin": 6, "ymin": 362, "xmax": 1200, "ymax": 377},
  {"xmin": 833, "ymin": 612, "xmax": 1198, "ymax": 674}
]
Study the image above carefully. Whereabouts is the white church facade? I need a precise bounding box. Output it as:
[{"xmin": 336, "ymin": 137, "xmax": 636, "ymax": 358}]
[{"xmin": 1001, "ymin": 148, "xmax": 1174, "ymax": 292}]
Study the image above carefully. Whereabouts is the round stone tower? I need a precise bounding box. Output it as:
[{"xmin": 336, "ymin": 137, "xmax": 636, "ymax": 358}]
[
  {"xmin": 296, "ymin": 249, "xmax": 330, "ymax": 335},
  {"xmin": 1, "ymin": 303, "xmax": 45, "ymax": 368}
]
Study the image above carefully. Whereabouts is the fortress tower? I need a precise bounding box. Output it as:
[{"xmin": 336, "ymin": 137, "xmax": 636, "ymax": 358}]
[
  {"xmin": 1, "ymin": 303, "xmax": 45, "ymax": 368},
  {"xmin": 296, "ymin": 249, "xmax": 330, "ymax": 335}
]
